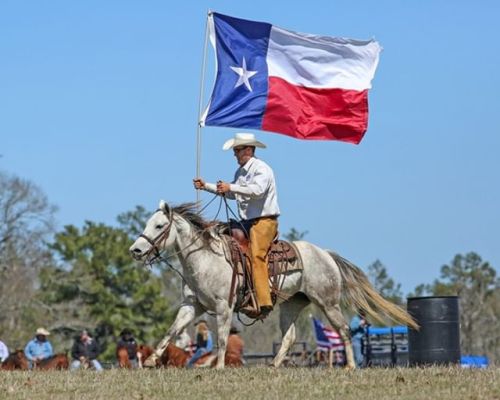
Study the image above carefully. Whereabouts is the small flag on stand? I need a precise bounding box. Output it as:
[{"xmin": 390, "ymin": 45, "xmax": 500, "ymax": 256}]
[{"xmin": 312, "ymin": 317, "xmax": 345, "ymax": 351}]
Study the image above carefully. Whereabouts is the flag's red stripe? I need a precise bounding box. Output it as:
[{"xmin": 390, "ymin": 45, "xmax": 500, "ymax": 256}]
[{"xmin": 262, "ymin": 77, "xmax": 369, "ymax": 144}]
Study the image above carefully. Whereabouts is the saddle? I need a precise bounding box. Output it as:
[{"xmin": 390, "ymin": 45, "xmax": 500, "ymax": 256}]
[{"xmin": 224, "ymin": 228, "xmax": 302, "ymax": 319}]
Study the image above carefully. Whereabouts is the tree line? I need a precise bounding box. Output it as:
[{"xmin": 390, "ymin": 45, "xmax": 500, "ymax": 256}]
[
  {"xmin": 0, "ymin": 170, "xmax": 498, "ymax": 362},
  {"xmin": 0, "ymin": 170, "xmax": 174, "ymax": 360}
]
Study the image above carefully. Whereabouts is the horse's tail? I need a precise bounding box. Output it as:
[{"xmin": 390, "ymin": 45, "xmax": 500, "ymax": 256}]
[{"xmin": 328, "ymin": 251, "xmax": 418, "ymax": 330}]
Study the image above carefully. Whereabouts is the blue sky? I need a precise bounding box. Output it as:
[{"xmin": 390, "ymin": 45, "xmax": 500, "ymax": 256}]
[{"xmin": 1, "ymin": 1, "xmax": 499, "ymax": 294}]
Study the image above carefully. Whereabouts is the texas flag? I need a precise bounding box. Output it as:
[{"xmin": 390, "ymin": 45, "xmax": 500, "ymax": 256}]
[{"xmin": 200, "ymin": 12, "xmax": 382, "ymax": 144}]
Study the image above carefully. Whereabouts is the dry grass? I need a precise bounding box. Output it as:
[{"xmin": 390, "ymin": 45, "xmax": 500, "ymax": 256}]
[{"xmin": 1, "ymin": 366, "xmax": 499, "ymax": 400}]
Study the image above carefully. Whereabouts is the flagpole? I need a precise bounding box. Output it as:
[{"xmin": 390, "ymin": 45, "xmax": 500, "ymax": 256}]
[{"xmin": 195, "ymin": 11, "xmax": 211, "ymax": 206}]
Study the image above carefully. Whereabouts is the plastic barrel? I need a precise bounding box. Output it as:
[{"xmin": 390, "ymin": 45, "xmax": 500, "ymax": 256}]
[{"xmin": 407, "ymin": 296, "xmax": 460, "ymax": 366}]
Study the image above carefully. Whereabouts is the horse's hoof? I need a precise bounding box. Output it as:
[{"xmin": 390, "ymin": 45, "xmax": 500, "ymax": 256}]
[
  {"xmin": 143, "ymin": 355, "xmax": 158, "ymax": 368},
  {"xmin": 344, "ymin": 364, "xmax": 356, "ymax": 371}
]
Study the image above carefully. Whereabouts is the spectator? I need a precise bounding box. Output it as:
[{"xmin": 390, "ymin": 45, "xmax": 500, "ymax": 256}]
[
  {"xmin": 70, "ymin": 330, "xmax": 103, "ymax": 371},
  {"xmin": 350, "ymin": 311, "xmax": 368, "ymax": 368},
  {"xmin": 226, "ymin": 326, "xmax": 244, "ymax": 365},
  {"xmin": 24, "ymin": 328, "xmax": 53, "ymax": 368},
  {"xmin": 116, "ymin": 328, "xmax": 139, "ymax": 368},
  {"xmin": 0, "ymin": 338, "xmax": 9, "ymax": 362},
  {"xmin": 186, "ymin": 320, "xmax": 213, "ymax": 368}
]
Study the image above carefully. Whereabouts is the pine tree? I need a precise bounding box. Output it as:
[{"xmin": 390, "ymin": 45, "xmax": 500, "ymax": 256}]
[{"xmin": 39, "ymin": 211, "xmax": 174, "ymax": 360}]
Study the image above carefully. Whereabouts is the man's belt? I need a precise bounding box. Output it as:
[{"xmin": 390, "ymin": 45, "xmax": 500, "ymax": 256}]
[{"xmin": 243, "ymin": 215, "xmax": 279, "ymax": 223}]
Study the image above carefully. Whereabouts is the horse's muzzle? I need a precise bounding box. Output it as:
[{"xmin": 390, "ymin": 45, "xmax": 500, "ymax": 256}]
[{"xmin": 129, "ymin": 247, "xmax": 143, "ymax": 260}]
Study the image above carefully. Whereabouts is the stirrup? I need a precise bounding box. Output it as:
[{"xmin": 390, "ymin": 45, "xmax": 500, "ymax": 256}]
[
  {"xmin": 238, "ymin": 304, "xmax": 261, "ymax": 319},
  {"xmin": 238, "ymin": 305, "xmax": 273, "ymax": 320}
]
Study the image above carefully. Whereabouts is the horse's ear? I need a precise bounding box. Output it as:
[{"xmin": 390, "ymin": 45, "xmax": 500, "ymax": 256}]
[{"xmin": 159, "ymin": 200, "xmax": 170, "ymax": 214}]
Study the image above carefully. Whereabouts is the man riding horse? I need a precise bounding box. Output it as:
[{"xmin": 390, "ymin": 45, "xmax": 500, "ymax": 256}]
[
  {"xmin": 193, "ymin": 132, "xmax": 279, "ymax": 319},
  {"xmin": 24, "ymin": 328, "xmax": 53, "ymax": 369}
]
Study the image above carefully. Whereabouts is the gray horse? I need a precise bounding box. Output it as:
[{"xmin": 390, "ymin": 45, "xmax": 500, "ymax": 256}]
[{"xmin": 130, "ymin": 200, "xmax": 417, "ymax": 369}]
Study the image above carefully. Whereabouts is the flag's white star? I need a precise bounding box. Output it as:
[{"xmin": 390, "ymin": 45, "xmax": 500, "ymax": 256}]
[{"xmin": 230, "ymin": 57, "xmax": 258, "ymax": 92}]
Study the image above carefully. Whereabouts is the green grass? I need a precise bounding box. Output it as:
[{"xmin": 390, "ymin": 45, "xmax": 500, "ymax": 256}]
[{"xmin": 1, "ymin": 367, "xmax": 499, "ymax": 400}]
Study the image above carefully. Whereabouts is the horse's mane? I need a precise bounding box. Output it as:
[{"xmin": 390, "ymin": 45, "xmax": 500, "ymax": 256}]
[{"xmin": 172, "ymin": 202, "xmax": 222, "ymax": 246}]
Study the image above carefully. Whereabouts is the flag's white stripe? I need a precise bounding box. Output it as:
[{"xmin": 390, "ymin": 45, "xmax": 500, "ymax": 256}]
[
  {"xmin": 267, "ymin": 26, "xmax": 381, "ymax": 91},
  {"xmin": 324, "ymin": 328, "xmax": 340, "ymax": 338}
]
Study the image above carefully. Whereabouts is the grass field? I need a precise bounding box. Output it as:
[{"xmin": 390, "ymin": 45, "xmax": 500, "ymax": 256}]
[{"xmin": 1, "ymin": 366, "xmax": 499, "ymax": 400}]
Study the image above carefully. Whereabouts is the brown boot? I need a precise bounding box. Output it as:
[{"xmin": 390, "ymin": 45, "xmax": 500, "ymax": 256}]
[
  {"xmin": 258, "ymin": 305, "xmax": 273, "ymax": 320},
  {"xmin": 239, "ymin": 305, "xmax": 274, "ymax": 320}
]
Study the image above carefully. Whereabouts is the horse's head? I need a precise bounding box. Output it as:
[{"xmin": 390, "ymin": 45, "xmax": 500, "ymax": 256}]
[
  {"xmin": 129, "ymin": 200, "xmax": 177, "ymax": 263},
  {"xmin": 137, "ymin": 344, "xmax": 154, "ymax": 360},
  {"xmin": 2, "ymin": 350, "xmax": 29, "ymax": 370},
  {"xmin": 137, "ymin": 344, "xmax": 157, "ymax": 368},
  {"xmin": 15, "ymin": 350, "xmax": 29, "ymax": 370}
]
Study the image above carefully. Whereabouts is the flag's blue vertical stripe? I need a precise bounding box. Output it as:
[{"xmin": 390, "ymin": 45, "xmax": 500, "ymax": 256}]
[
  {"xmin": 204, "ymin": 13, "xmax": 271, "ymax": 129},
  {"xmin": 313, "ymin": 318, "xmax": 330, "ymax": 344}
]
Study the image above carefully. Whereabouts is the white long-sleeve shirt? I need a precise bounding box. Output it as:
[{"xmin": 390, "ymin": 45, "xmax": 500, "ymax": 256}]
[
  {"xmin": 0, "ymin": 340, "xmax": 9, "ymax": 362},
  {"xmin": 204, "ymin": 157, "xmax": 280, "ymax": 220}
]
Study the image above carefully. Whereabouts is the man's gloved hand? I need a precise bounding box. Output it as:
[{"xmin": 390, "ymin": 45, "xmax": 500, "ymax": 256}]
[
  {"xmin": 216, "ymin": 181, "xmax": 231, "ymax": 194},
  {"xmin": 193, "ymin": 178, "xmax": 205, "ymax": 190}
]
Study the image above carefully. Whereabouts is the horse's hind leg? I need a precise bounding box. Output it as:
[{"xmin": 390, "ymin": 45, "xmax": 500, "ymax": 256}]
[
  {"xmin": 320, "ymin": 304, "xmax": 356, "ymax": 369},
  {"xmin": 271, "ymin": 294, "xmax": 309, "ymax": 368}
]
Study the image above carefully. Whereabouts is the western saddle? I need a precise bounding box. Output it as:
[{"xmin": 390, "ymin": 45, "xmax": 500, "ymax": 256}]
[{"xmin": 224, "ymin": 227, "xmax": 302, "ymax": 319}]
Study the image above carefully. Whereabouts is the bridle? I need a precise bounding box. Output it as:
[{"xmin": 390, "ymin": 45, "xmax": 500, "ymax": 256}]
[
  {"xmin": 139, "ymin": 208, "xmax": 175, "ymax": 265},
  {"xmin": 135, "ymin": 205, "xmax": 211, "ymax": 316},
  {"xmin": 138, "ymin": 196, "xmax": 222, "ymax": 266}
]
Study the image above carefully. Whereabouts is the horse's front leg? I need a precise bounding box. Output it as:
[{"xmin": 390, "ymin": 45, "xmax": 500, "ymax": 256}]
[
  {"xmin": 215, "ymin": 301, "xmax": 233, "ymax": 369},
  {"xmin": 143, "ymin": 300, "xmax": 204, "ymax": 367}
]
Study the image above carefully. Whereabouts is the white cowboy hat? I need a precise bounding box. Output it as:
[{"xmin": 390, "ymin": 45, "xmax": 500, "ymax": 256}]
[
  {"xmin": 36, "ymin": 327, "xmax": 50, "ymax": 336},
  {"xmin": 222, "ymin": 133, "xmax": 266, "ymax": 151}
]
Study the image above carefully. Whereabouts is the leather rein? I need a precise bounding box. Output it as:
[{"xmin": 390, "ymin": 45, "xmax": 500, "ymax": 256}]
[{"xmin": 137, "ymin": 202, "xmax": 220, "ymax": 317}]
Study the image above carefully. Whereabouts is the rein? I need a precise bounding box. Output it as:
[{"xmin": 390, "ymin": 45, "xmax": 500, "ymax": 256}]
[
  {"xmin": 221, "ymin": 196, "xmax": 266, "ymax": 326},
  {"xmin": 141, "ymin": 195, "xmax": 224, "ymax": 266},
  {"xmin": 139, "ymin": 208, "xmax": 192, "ymax": 285},
  {"xmin": 139, "ymin": 195, "xmax": 225, "ymax": 293}
]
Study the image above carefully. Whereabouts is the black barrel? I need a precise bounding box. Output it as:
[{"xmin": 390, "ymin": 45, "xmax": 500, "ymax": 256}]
[{"xmin": 407, "ymin": 296, "xmax": 460, "ymax": 366}]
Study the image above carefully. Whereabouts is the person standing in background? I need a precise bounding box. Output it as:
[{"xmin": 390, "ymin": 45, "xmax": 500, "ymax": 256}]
[{"xmin": 350, "ymin": 311, "xmax": 368, "ymax": 368}]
